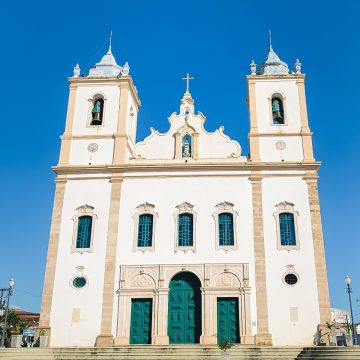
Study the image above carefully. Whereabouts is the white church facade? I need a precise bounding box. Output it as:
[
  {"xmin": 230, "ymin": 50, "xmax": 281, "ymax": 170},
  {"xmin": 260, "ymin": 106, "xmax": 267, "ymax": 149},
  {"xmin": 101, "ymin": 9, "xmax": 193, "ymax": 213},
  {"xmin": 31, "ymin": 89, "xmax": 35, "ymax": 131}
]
[{"xmin": 39, "ymin": 42, "xmax": 331, "ymax": 347}]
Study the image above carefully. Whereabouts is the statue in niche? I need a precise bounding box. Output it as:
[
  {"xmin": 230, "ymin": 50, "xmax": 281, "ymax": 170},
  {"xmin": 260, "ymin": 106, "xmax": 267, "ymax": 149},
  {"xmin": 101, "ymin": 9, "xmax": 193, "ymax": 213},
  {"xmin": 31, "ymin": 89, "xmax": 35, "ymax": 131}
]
[{"xmin": 182, "ymin": 134, "xmax": 192, "ymax": 157}]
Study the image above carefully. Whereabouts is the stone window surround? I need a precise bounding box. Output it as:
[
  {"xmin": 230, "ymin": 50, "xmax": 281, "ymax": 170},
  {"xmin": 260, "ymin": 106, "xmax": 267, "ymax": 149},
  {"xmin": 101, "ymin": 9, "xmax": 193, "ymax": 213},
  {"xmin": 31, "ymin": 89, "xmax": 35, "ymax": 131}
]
[
  {"xmin": 282, "ymin": 265, "xmax": 300, "ymax": 288},
  {"xmin": 71, "ymin": 204, "xmax": 97, "ymax": 253},
  {"xmin": 174, "ymin": 202, "xmax": 197, "ymax": 253},
  {"xmin": 174, "ymin": 122, "xmax": 199, "ymax": 160},
  {"xmin": 87, "ymin": 93, "xmax": 107, "ymax": 128},
  {"xmin": 213, "ymin": 201, "xmax": 239, "ymax": 251},
  {"xmin": 133, "ymin": 203, "xmax": 158, "ymax": 252},
  {"xmin": 273, "ymin": 201, "xmax": 300, "ymax": 251},
  {"xmin": 268, "ymin": 92, "xmax": 288, "ymax": 126}
]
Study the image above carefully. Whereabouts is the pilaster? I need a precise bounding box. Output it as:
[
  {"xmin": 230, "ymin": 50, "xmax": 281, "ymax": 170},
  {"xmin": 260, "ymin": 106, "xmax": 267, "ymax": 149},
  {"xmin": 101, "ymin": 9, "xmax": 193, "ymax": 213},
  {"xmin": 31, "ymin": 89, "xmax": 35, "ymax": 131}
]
[
  {"xmin": 153, "ymin": 288, "xmax": 170, "ymax": 345},
  {"xmin": 39, "ymin": 176, "xmax": 67, "ymax": 345},
  {"xmin": 95, "ymin": 176, "xmax": 123, "ymax": 347},
  {"xmin": 250, "ymin": 173, "xmax": 272, "ymax": 345},
  {"xmin": 305, "ymin": 170, "xmax": 331, "ymax": 325},
  {"xmin": 247, "ymin": 80, "xmax": 260, "ymax": 161},
  {"xmin": 58, "ymin": 85, "xmax": 77, "ymax": 165},
  {"xmin": 113, "ymin": 82, "xmax": 129, "ymax": 165}
]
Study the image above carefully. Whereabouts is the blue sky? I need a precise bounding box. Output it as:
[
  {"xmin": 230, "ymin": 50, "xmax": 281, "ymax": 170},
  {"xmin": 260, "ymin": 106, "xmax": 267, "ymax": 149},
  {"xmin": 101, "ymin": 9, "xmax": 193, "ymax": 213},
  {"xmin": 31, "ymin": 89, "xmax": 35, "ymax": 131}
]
[{"xmin": 1, "ymin": 0, "xmax": 359, "ymax": 320}]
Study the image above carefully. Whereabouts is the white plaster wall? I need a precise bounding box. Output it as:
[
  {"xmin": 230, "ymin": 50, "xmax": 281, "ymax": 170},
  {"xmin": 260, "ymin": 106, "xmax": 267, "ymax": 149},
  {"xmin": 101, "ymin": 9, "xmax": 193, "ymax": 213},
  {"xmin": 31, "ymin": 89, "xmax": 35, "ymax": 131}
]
[
  {"xmin": 255, "ymin": 79, "xmax": 301, "ymax": 133},
  {"xmin": 112, "ymin": 174, "xmax": 257, "ymax": 335},
  {"xmin": 259, "ymin": 136, "xmax": 304, "ymax": 162},
  {"xmin": 72, "ymin": 84, "xmax": 120, "ymax": 136},
  {"xmin": 69, "ymin": 139, "xmax": 114, "ymax": 165},
  {"xmin": 262, "ymin": 177, "xmax": 320, "ymax": 345},
  {"xmin": 50, "ymin": 178, "xmax": 112, "ymax": 347}
]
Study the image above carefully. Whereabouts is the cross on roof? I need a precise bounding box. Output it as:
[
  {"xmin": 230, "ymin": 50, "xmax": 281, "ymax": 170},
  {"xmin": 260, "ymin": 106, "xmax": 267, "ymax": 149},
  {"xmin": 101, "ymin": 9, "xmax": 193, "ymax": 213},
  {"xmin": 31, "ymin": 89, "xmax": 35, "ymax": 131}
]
[{"xmin": 182, "ymin": 73, "xmax": 194, "ymax": 93}]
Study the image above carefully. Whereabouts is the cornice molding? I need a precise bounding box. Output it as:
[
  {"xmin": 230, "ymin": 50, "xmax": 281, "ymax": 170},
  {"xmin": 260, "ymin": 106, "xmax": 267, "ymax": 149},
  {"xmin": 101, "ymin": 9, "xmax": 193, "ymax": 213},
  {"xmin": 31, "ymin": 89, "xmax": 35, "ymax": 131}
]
[
  {"xmin": 248, "ymin": 132, "xmax": 313, "ymax": 138},
  {"xmin": 52, "ymin": 161, "xmax": 321, "ymax": 175}
]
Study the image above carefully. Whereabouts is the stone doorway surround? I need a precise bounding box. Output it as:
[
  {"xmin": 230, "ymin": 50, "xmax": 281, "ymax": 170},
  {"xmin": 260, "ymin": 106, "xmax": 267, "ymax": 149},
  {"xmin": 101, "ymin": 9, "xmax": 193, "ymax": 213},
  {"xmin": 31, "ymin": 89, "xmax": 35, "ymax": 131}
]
[{"xmin": 114, "ymin": 263, "xmax": 254, "ymax": 346}]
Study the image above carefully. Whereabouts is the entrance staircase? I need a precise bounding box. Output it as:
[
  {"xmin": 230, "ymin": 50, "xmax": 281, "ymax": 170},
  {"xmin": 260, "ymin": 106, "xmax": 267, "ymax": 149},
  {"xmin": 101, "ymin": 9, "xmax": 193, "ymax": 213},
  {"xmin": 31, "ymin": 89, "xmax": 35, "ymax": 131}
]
[{"xmin": 0, "ymin": 346, "xmax": 359, "ymax": 359}]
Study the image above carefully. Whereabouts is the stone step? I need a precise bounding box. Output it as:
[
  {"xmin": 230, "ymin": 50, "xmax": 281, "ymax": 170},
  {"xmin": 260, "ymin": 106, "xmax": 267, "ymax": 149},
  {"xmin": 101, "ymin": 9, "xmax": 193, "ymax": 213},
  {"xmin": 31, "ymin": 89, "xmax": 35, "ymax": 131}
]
[{"xmin": 0, "ymin": 347, "xmax": 359, "ymax": 360}]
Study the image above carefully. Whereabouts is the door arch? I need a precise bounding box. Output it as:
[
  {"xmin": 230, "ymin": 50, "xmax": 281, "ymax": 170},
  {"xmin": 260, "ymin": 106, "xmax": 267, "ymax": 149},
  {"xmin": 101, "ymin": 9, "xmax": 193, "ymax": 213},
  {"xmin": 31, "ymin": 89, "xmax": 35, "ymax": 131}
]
[{"xmin": 168, "ymin": 272, "xmax": 202, "ymax": 344}]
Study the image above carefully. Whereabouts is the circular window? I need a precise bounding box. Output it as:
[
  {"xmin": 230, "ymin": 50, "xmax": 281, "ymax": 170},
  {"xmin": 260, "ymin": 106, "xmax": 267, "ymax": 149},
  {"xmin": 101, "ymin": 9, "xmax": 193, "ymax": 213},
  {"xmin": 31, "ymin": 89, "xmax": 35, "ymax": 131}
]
[
  {"xmin": 73, "ymin": 276, "xmax": 87, "ymax": 289},
  {"xmin": 284, "ymin": 273, "xmax": 298, "ymax": 286}
]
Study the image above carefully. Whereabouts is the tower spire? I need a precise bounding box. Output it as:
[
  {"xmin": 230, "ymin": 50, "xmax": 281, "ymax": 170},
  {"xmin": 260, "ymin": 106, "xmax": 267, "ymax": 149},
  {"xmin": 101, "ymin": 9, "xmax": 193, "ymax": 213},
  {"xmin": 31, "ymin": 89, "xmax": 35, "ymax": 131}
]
[
  {"xmin": 269, "ymin": 29, "xmax": 273, "ymax": 51},
  {"xmin": 108, "ymin": 30, "xmax": 113, "ymax": 53}
]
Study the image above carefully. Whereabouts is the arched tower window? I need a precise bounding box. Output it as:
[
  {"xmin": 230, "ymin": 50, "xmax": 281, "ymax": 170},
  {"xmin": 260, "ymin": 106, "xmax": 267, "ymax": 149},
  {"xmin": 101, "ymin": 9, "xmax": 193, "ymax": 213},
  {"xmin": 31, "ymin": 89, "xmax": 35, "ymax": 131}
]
[
  {"xmin": 182, "ymin": 134, "xmax": 192, "ymax": 157},
  {"xmin": 271, "ymin": 96, "xmax": 284, "ymax": 124},
  {"xmin": 91, "ymin": 98, "xmax": 104, "ymax": 125}
]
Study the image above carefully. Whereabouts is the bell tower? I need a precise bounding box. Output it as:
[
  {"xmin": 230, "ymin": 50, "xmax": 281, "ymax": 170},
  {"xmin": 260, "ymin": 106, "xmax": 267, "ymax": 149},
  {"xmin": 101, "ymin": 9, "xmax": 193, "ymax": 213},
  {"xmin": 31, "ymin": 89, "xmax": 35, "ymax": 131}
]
[
  {"xmin": 58, "ymin": 43, "xmax": 141, "ymax": 167},
  {"xmin": 246, "ymin": 45, "xmax": 314, "ymax": 163}
]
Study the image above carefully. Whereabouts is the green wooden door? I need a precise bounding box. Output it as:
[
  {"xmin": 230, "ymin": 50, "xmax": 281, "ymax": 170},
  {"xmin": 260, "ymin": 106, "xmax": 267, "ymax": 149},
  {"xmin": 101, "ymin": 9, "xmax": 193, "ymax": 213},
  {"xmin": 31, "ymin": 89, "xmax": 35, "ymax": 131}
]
[
  {"xmin": 168, "ymin": 272, "xmax": 201, "ymax": 344},
  {"xmin": 217, "ymin": 297, "xmax": 240, "ymax": 344},
  {"xmin": 130, "ymin": 299, "xmax": 152, "ymax": 344}
]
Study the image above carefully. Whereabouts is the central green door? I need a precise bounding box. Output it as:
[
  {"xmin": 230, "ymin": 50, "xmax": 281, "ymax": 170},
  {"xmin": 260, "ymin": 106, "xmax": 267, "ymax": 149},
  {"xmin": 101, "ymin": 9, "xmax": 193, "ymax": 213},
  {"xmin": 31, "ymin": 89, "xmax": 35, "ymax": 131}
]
[
  {"xmin": 217, "ymin": 297, "xmax": 240, "ymax": 344},
  {"xmin": 168, "ymin": 272, "xmax": 201, "ymax": 344},
  {"xmin": 130, "ymin": 299, "xmax": 152, "ymax": 344}
]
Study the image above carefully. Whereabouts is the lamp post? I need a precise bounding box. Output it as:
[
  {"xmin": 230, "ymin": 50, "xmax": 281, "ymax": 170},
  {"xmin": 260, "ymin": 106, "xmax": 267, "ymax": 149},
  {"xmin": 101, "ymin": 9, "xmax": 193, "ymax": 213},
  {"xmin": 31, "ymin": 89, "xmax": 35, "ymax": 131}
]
[
  {"xmin": 345, "ymin": 275, "xmax": 358, "ymax": 346},
  {"xmin": 0, "ymin": 278, "xmax": 15, "ymax": 348}
]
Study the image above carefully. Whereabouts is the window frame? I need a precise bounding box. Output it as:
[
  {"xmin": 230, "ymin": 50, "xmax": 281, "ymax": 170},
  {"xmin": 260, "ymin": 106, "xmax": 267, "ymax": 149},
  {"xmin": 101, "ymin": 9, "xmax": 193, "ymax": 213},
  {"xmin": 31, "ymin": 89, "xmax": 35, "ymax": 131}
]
[
  {"xmin": 268, "ymin": 92, "xmax": 287, "ymax": 126},
  {"xmin": 174, "ymin": 202, "xmax": 196, "ymax": 253},
  {"xmin": 213, "ymin": 202, "xmax": 238, "ymax": 251},
  {"xmin": 71, "ymin": 205, "xmax": 97, "ymax": 253},
  {"xmin": 273, "ymin": 202, "xmax": 300, "ymax": 251},
  {"xmin": 133, "ymin": 203, "xmax": 158, "ymax": 252},
  {"xmin": 282, "ymin": 265, "xmax": 300, "ymax": 288}
]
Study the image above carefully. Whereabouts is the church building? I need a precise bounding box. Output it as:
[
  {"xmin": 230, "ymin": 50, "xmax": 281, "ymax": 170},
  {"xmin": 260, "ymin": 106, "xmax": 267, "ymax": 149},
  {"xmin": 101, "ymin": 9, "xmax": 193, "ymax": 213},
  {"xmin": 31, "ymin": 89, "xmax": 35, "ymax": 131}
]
[{"xmin": 39, "ymin": 41, "xmax": 331, "ymax": 347}]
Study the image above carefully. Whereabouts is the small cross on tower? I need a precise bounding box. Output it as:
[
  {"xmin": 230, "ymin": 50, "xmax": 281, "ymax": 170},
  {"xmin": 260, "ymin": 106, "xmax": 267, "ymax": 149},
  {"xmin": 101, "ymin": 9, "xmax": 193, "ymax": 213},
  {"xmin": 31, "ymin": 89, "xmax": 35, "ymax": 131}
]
[{"xmin": 182, "ymin": 73, "xmax": 194, "ymax": 93}]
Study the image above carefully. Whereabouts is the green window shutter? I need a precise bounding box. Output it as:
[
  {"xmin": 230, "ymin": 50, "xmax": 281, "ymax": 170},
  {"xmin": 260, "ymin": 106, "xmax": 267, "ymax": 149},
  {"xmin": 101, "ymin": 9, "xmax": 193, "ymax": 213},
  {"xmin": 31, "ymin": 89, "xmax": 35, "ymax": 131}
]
[
  {"xmin": 178, "ymin": 213, "xmax": 193, "ymax": 247},
  {"xmin": 138, "ymin": 214, "xmax": 153, "ymax": 247},
  {"xmin": 279, "ymin": 212, "xmax": 296, "ymax": 246},
  {"xmin": 219, "ymin": 213, "xmax": 234, "ymax": 246},
  {"xmin": 76, "ymin": 216, "xmax": 92, "ymax": 248}
]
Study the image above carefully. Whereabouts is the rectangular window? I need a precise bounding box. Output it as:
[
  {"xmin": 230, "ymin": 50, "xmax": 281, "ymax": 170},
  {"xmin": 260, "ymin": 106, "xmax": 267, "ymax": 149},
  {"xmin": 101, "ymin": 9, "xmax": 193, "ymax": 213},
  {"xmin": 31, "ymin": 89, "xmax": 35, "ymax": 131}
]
[
  {"xmin": 279, "ymin": 213, "xmax": 296, "ymax": 246},
  {"xmin": 218, "ymin": 213, "xmax": 234, "ymax": 246},
  {"xmin": 178, "ymin": 213, "xmax": 193, "ymax": 247},
  {"xmin": 138, "ymin": 214, "xmax": 153, "ymax": 247},
  {"xmin": 76, "ymin": 216, "xmax": 92, "ymax": 248}
]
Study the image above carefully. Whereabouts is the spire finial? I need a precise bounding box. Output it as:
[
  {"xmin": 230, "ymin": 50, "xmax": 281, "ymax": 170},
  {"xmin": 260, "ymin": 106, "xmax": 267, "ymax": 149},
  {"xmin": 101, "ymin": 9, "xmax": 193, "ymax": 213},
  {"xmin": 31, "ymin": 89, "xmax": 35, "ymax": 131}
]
[
  {"xmin": 269, "ymin": 29, "xmax": 273, "ymax": 50},
  {"xmin": 108, "ymin": 30, "xmax": 113, "ymax": 53}
]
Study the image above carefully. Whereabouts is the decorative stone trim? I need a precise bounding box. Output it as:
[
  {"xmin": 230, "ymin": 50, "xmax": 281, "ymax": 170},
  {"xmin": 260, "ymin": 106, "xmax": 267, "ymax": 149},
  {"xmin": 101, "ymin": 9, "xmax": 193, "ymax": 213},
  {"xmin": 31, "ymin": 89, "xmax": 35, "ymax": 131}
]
[
  {"xmin": 133, "ymin": 203, "xmax": 158, "ymax": 252},
  {"xmin": 114, "ymin": 263, "xmax": 252, "ymax": 346},
  {"xmin": 174, "ymin": 202, "xmax": 196, "ymax": 253},
  {"xmin": 268, "ymin": 92, "xmax": 288, "ymax": 126},
  {"xmin": 87, "ymin": 93, "xmax": 107, "ymax": 128},
  {"xmin": 213, "ymin": 201, "xmax": 238, "ymax": 251},
  {"xmin": 71, "ymin": 204, "xmax": 97, "ymax": 253},
  {"xmin": 273, "ymin": 201, "xmax": 300, "ymax": 251},
  {"xmin": 282, "ymin": 265, "xmax": 300, "ymax": 287}
]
